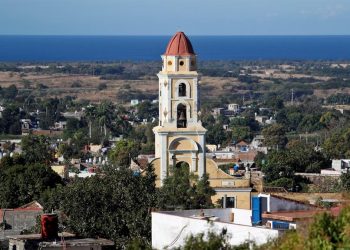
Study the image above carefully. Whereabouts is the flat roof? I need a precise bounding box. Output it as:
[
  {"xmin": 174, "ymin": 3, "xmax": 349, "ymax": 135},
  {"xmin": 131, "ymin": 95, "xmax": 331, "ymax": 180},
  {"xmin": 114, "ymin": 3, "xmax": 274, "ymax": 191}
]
[
  {"xmin": 7, "ymin": 232, "xmax": 75, "ymax": 240},
  {"xmin": 8, "ymin": 233, "xmax": 114, "ymax": 247}
]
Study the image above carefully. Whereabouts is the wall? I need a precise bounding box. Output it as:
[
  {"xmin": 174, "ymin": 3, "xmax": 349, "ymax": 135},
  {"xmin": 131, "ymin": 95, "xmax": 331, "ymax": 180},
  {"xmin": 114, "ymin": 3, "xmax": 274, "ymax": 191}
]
[
  {"xmin": 212, "ymin": 190, "xmax": 251, "ymax": 209},
  {"xmin": 152, "ymin": 212, "xmax": 279, "ymax": 249},
  {"xmin": 270, "ymin": 196, "xmax": 311, "ymax": 212},
  {"xmin": 259, "ymin": 194, "xmax": 313, "ymax": 212}
]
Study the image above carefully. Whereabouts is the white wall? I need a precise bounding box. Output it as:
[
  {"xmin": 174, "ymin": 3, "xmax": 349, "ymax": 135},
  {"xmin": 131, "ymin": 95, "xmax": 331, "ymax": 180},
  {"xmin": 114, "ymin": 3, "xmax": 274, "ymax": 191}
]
[
  {"xmin": 259, "ymin": 194, "xmax": 312, "ymax": 212},
  {"xmin": 270, "ymin": 196, "xmax": 311, "ymax": 212},
  {"xmin": 152, "ymin": 212, "xmax": 279, "ymax": 249},
  {"xmin": 164, "ymin": 208, "xmax": 251, "ymax": 225},
  {"xmin": 231, "ymin": 208, "xmax": 252, "ymax": 226}
]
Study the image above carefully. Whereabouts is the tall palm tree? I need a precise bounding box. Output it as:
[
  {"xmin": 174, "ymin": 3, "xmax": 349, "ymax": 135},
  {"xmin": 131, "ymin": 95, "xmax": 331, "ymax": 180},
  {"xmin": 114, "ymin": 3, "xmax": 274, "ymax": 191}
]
[
  {"xmin": 85, "ymin": 105, "xmax": 96, "ymax": 139},
  {"xmin": 96, "ymin": 101, "xmax": 115, "ymax": 138}
]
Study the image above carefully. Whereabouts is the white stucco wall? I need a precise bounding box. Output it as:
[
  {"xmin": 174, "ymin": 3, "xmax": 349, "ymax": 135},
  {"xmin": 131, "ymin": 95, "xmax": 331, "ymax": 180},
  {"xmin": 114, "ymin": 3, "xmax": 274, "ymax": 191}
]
[
  {"xmin": 230, "ymin": 208, "xmax": 252, "ymax": 226},
  {"xmin": 152, "ymin": 211, "xmax": 279, "ymax": 249},
  {"xmin": 258, "ymin": 194, "xmax": 312, "ymax": 212},
  {"xmin": 163, "ymin": 208, "xmax": 251, "ymax": 225},
  {"xmin": 269, "ymin": 196, "xmax": 311, "ymax": 212}
]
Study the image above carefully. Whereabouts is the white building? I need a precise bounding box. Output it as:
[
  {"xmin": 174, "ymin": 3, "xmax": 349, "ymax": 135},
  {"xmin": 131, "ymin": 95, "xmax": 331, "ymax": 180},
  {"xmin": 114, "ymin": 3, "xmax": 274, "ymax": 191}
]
[
  {"xmin": 152, "ymin": 194, "xmax": 321, "ymax": 249},
  {"xmin": 152, "ymin": 208, "xmax": 280, "ymax": 249},
  {"xmin": 130, "ymin": 99, "xmax": 139, "ymax": 106},
  {"xmin": 227, "ymin": 103, "xmax": 239, "ymax": 112},
  {"xmin": 332, "ymin": 159, "xmax": 350, "ymax": 173}
]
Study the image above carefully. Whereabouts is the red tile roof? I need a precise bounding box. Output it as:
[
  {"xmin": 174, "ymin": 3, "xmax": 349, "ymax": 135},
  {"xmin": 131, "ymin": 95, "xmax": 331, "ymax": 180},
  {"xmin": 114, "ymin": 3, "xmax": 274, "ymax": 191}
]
[
  {"xmin": 262, "ymin": 210, "xmax": 326, "ymax": 222},
  {"xmin": 165, "ymin": 32, "xmax": 195, "ymax": 56}
]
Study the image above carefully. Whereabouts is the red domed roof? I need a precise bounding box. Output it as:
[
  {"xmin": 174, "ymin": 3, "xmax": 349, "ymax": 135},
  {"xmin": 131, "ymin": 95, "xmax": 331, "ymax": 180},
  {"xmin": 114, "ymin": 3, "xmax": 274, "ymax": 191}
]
[{"xmin": 164, "ymin": 32, "xmax": 195, "ymax": 56}]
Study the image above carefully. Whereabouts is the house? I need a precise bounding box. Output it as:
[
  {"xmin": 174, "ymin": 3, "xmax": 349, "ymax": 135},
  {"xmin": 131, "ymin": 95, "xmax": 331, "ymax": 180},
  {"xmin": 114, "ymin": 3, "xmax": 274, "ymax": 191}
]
[
  {"xmin": 332, "ymin": 159, "xmax": 350, "ymax": 173},
  {"xmin": 50, "ymin": 165, "xmax": 68, "ymax": 179},
  {"xmin": 62, "ymin": 111, "xmax": 84, "ymax": 120},
  {"xmin": 0, "ymin": 201, "xmax": 43, "ymax": 248},
  {"xmin": 235, "ymin": 140, "xmax": 249, "ymax": 152},
  {"xmin": 7, "ymin": 214, "xmax": 113, "ymax": 250},
  {"xmin": 53, "ymin": 121, "xmax": 67, "ymax": 130},
  {"xmin": 152, "ymin": 194, "xmax": 324, "ymax": 249},
  {"xmin": 227, "ymin": 103, "xmax": 239, "ymax": 112},
  {"xmin": 206, "ymin": 144, "xmax": 218, "ymax": 152},
  {"xmin": 212, "ymin": 108, "xmax": 225, "ymax": 118},
  {"xmin": 31, "ymin": 129, "xmax": 63, "ymax": 137},
  {"xmin": 254, "ymin": 113, "xmax": 268, "ymax": 124},
  {"xmin": 130, "ymin": 99, "xmax": 139, "ymax": 106},
  {"xmin": 152, "ymin": 208, "xmax": 280, "ymax": 249},
  {"xmin": 251, "ymin": 135, "xmax": 264, "ymax": 149}
]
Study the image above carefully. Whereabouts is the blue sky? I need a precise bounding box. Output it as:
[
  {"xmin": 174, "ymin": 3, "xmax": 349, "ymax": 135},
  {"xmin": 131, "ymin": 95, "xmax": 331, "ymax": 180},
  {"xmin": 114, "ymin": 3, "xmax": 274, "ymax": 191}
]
[{"xmin": 1, "ymin": 0, "xmax": 349, "ymax": 35}]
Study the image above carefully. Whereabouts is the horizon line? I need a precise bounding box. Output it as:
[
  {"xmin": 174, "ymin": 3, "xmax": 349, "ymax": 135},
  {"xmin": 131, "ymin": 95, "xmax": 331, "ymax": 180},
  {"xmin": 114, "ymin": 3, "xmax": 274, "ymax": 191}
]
[{"xmin": 1, "ymin": 34, "xmax": 350, "ymax": 37}]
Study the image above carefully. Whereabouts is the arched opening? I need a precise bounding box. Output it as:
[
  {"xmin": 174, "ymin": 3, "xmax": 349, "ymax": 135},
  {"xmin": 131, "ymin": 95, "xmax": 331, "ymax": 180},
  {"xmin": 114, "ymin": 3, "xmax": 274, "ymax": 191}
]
[
  {"xmin": 179, "ymin": 83, "xmax": 186, "ymax": 97},
  {"xmin": 175, "ymin": 161, "xmax": 190, "ymax": 169},
  {"xmin": 177, "ymin": 104, "xmax": 187, "ymax": 128}
]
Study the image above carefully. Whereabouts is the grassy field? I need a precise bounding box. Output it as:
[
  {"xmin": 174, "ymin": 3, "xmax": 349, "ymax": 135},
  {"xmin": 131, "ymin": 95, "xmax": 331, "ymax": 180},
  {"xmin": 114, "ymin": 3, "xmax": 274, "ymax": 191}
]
[
  {"xmin": 1, "ymin": 66, "xmax": 348, "ymax": 105},
  {"xmin": 0, "ymin": 71, "xmax": 247, "ymax": 103}
]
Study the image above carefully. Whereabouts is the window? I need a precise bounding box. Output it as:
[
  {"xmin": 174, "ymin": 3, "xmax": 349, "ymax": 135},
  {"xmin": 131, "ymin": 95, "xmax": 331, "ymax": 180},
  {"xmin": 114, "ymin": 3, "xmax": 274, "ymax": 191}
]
[
  {"xmin": 168, "ymin": 61, "xmax": 172, "ymax": 66},
  {"xmin": 178, "ymin": 83, "xmax": 186, "ymax": 97},
  {"xmin": 179, "ymin": 61, "xmax": 184, "ymax": 66},
  {"xmin": 221, "ymin": 196, "xmax": 235, "ymax": 208}
]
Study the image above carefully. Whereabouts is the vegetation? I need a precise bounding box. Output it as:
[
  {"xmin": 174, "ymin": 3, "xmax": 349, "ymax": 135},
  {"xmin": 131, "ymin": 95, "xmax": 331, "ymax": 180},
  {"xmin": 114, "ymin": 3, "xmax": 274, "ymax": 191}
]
[
  {"xmin": 0, "ymin": 156, "xmax": 62, "ymax": 208},
  {"xmin": 42, "ymin": 164, "xmax": 157, "ymax": 249},
  {"xmin": 157, "ymin": 162, "xmax": 216, "ymax": 210},
  {"xmin": 259, "ymin": 206, "xmax": 350, "ymax": 250}
]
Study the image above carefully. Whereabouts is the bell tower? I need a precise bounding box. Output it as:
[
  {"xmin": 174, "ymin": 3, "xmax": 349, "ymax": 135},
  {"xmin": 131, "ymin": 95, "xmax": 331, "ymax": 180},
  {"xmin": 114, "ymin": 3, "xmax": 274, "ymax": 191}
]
[{"xmin": 153, "ymin": 32, "xmax": 207, "ymax": 184}]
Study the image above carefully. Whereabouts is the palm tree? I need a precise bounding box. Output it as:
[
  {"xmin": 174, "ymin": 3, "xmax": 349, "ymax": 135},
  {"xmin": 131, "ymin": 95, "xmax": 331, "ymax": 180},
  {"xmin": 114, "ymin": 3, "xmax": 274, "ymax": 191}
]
[
  {"xmin": 85, "ymin": 105, "xmax": 96, "ymax": 139},
  {"xmin": 96, "ymin": 101, "xmax": 115, "ymax": 138}
]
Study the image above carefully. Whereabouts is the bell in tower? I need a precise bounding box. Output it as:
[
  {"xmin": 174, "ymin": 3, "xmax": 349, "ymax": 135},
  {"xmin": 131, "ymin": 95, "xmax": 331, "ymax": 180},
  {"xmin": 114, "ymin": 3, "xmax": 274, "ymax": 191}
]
[{"xmin": 177, "ymin": 104, "xmax": 187, "ymax": 128}]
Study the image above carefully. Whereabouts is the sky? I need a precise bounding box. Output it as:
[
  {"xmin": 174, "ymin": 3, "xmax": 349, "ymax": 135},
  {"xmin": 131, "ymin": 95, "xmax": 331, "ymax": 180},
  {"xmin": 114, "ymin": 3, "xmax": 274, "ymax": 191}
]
[{"xmin": 1, "ymin": 0, "xmax": 350, "ymax": 35}]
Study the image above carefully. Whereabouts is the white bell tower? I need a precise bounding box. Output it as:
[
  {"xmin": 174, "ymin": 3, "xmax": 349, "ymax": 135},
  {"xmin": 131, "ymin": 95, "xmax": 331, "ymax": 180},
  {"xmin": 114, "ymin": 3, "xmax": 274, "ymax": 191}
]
[{"xmin": 153, "ymin": 32, "xmax": 207, "ymax": 184}]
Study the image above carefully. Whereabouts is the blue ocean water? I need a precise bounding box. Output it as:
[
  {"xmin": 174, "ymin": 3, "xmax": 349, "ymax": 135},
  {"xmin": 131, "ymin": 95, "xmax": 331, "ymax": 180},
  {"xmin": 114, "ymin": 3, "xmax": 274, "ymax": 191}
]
[{"xmin": 0, "ymin": 35, "xmax": 349, "ymax": 61}]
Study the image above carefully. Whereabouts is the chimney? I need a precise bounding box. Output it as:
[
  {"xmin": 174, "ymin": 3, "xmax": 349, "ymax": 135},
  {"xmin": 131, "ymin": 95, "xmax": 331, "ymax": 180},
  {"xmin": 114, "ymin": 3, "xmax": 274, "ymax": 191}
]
[{"xmin": 41, "ymin": 214, "xmax": 59, "ymax": 239}]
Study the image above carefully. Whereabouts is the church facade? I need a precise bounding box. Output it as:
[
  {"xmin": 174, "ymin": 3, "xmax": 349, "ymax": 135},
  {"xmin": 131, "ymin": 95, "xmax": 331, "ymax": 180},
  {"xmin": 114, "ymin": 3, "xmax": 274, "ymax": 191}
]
[{"xmin": 152, "ymin": 32, "xmax": 252, "ymax": 209}]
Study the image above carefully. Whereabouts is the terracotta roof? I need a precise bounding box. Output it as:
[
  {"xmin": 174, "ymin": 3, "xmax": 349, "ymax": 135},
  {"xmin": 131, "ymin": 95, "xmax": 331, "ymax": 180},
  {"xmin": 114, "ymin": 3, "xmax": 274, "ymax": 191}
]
[
  {"xmin": 164, "ymin": 32, "xmax": 195, "ymax": 56},
  {"xmin": 262, "ymin": 210, "xmax": 326, "ymax": 222},
  {"xmin": 17, "ymin": 201, "xmax": 43, "ymax": 210}
]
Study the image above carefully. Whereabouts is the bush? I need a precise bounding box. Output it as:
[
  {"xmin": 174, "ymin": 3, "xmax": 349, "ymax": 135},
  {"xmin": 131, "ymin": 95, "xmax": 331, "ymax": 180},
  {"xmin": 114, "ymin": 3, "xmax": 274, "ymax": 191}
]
[{"xmin": 98, "ymin": 82, "xmax": 107, "ymax": 90}]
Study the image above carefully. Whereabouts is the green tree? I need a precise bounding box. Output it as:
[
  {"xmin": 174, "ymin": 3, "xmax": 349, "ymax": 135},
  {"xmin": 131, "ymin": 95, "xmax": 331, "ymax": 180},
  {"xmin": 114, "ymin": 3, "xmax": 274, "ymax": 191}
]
[
  {"xmin": 2, "ymin": 84, "xmax": 18, "ymax": 99},
  {"xmin": 262, "ymin": 123, "xmax": 288, "ymax": 150},
  {"xmin": 158, "ymin": 163, "xmax": 215, "ymax": 209},
  {"xmin": 108, "ymin": 139, "xmax": 141, "ymax": 166},
  {"xmin": 21, "ymin": 135, "xmax": 53, "ymax": 164},
  {"xmin": 175, "ymin": 229, "xmax": 250, "ymax": 250},
  {"xmin": 96, "ymin": 100, "xmax": 115, "ymax": 137},
  {"xmin": 341, "ymin": 172, "xmax": 350, "ymax": 191},
  {"xmin": 323, "ymin": 126, "xmax": 350, "ymax": 159},
  {"xmin": 0, "ymin": 163, "xmax": 62, "ymax": 208},
  {"xmin": 44, "ymin": 166, "xmax": 156, "ymax": 249}
]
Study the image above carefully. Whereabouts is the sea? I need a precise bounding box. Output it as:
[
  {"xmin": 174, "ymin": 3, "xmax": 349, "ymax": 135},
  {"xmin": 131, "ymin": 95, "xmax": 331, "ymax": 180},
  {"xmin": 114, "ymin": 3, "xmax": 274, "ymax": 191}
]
[{"xmin": 0, "ymin": 35, "xmax": 350, "ymax": 62}]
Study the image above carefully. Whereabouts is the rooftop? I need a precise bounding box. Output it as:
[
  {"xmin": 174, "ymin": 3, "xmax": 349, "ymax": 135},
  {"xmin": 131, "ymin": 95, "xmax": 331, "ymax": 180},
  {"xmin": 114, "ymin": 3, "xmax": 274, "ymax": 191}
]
[
  {"xmin": 262, "ymin": 210, "xmax": 325, "ymax": 222},
  {"xmin": 8, "ymin": 233, "xmax": 114, "ymax": 247},
  {"xmin": 164, "ymin": 32, "xmax": 195, "ymax": 56}
]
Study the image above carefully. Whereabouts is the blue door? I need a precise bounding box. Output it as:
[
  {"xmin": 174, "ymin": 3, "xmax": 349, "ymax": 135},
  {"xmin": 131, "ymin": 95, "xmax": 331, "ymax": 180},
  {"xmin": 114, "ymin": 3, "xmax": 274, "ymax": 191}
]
[{"xmin": 252, "ymin": 196, "xmax": 261, "ymax": 225}]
